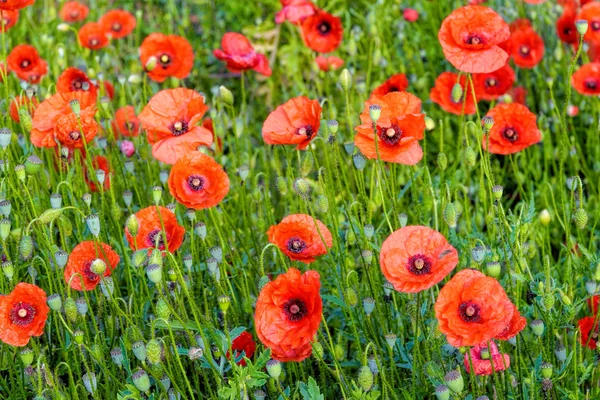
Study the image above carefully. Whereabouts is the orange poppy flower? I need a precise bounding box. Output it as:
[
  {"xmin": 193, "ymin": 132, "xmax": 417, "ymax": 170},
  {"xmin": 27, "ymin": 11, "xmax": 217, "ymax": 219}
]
[
  {"xmin": 379, "ymin": 226, "xmax": 458, "ymax": 293},
  {"xmin": 0, "ymin": 283, "xmax": 48, "ymax": 347},
  {"xmin": 495, "ymin": 303, "xmax": 526, "ymax": 340},
  {"xmin": 9, "ymin": 94, "xmax": 38, "ymax": 123},
  {"xmin": 371, "ymin": 74, "xmax": 409, "ymax": 97},
  {"xmin": 254, "ymin": 268, "xmax": 322, "ymax": 362},
  {"xmin": 464, "ymin": 341, "xmax": 510, "ymax": 376},
  {"xmin": 7, "ymin": 44, "xmax": 48, "ymax": 83},
  {"xmin": 503, "ymin": 20, "xmax": 544, "ymax": 69},
  {"xmin": 275, "ymin": 0, "xmax": 315, "ymax": 24},
  {"xmin": 354, "ymin": 91, "xmax": 425, "ymax": 165},
  {"xmin": 125, "ymin": 206, "xmax": 185, "ymax": 253},
  {"xmin": 213, "ymin": 32, "xmax": 272, "ymax": 76},
  {"xmin": 99, "ymin": 9, "xmax": 136, "ymax": 39},
  {"xmin": 301, "ymin": 10, "xmax": 343, "ymax": 53},
  {"xmin": 30, "ymin": 91, "xmax": 98, "ymax": 149},
  {"xmin": 262, "ymin": 96, "xmax": 321, "ymax": 150},
  {"xmin": 267, "ymin": 214, "xmax": 333, "ymax": 263},
  {"xmin": 438, "ymin": 5, "xmax": 510, "ymax": 73},
  {"xmin": 572, "ymin": 63, "xmax": 600, "ymax": 96},
  {"xmin": 0, "ymin": 9, "xmax": 18, "ymax": 31},
  {"xmin": 557, "ymin": 6, "xmax": 578, "ymax": 45},
  {"xmin": 434, "ymin": 269, "xmax": 514, "ymax": 347},
  {"xmin": 482, "ymin": 103, "xmax": 541, "ymax": 155},
  {"xmin": 139, "ymin": 33, "xmax": 194, "ymax": 83},
  {"xmin": 579, "ymin": 316, "xmax": 599, "ymax": 349},
  {"xmin": 0, "ymin": 0, "xmax": 33, "ymax": 11},
  {"xmin": 64, "ymin": 241, "xmax": 120, "ymax": 291},
  {"xmin": 112, "ymin": 105, "xmax": 140, "ymax": 137},
  {"xmin": 430, "ymin": 72, "xmax": 477, "ymax": 115},
  {"xmin": 59, "ymin": 1, "xmax": 88, "ymax": 22},
  {"xmin": 168, "ymin": 151, "xmax": 229, "ymax": 210},
  {"xmin": 56, "ymin": 67, "xmax": 97, "ymax": 96},
  {"xmin": 315, "ymin": 55, "xmax": 344, "ymax": 71},
  {"xmin": 472, "ymin": 63, "xmax": 515, "ymax": 101},
  {"xmin": 578, "ymin": 2, "xmax": 600, "ymax": 42},
  {"xmin": 78, "ymin": 22, "xmax": 110, "ymax": 50},
  {"xmin": 138, "ymin": 88, "xmax": 213, "ymax": 164},
  {"xmin": 85, "ymin": 155, "xmax": 111, "ymax": 192}
]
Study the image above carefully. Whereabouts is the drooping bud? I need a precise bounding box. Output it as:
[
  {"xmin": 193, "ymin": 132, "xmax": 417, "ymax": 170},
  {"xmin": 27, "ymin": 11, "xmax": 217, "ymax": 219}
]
[
  {"xmin": 451, "ymin": 83, "xmax": 463, "ymax": 103},
  {"xmin": 357, "ymin": 366, "xmax": 374, "ymax": 391},
  {"xmin": 218, "ymin": 86, "xmax": 234, "ymax": 106},
  {"xmin": 338, "ymin": 68, "xmax": 353, "ymax": 91}
]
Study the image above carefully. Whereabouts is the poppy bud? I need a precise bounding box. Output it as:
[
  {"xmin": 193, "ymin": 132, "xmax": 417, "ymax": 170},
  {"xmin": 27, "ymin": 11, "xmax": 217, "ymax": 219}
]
[
  {"xmin": 574, "ymin": 208, "xmax": 588, "ymax": 230},
  {"xmin": 363, "ymin": 297, "xmax": 375, "ymax": 316},
  {"xmin": 451, "ymin": 83, "xmax": 463, "ymax": 103},
  {"xmin": 338, "ymin": 68, "xmax": 353, "ymax": 91},
  {"xmin": 437, "ymin": 152, "xmax": 448, "ymax": 171},
  {"xmin": 353, "ymin": 153, "xmax": 367, "ymax": 170},
  {"xmin": 19, "ymin": 235, "xmax": 33, "ymax": 259},
  {"xmin": 146, "ymin": 264, "xmax": 162, "ymax": 284},
  {"xmin": 147, "ymin": 339, "xmax": 162, "ymax": 365},
  {"xmin": 266, "ymin": 359, "xmax": 282, "ymax": 379},
  {"xmin": 86, "ymin": 213, "xmax": 100, "ymax": 236},
  {"xmin": 218, "ymin": 295, "xmax": 231, "ymax": 313},
  {"xmin": 576, "ymin": 20, "xmax": 589, "ymax": 36},
  {"xmin": 132, "ymin": 369, "xmax": 151, "ymax": 392},
  {"xmin": 314, "ymin": 195, "xmax": 329, "ymax": 213},
  {"xmin": 15, "ymin": 164, "xmax": 26, "ymax": 182},
  {"xmin": 19, "ymin": 348, "xmax": 34, "ymax": 366},
  {"xmin": 76, "ymin": 297, "xmax": 88, "ymax": 315},
  {"xmin": 2, "ymin": 260, "xmax": 13, "ymax": 280},
  {"xmin": 334, "ymin": 344, "xmax": 345, "ymax": 361},
  {"xmin": 444, "ymin": 370, "xmax": 464, "ymax": 393},
  {"xmin": 531, "ymin": 319, "xmax": 544, "ymax": 336},
  {"xmin": 358, "ymin": 366, "xmax": 374, "ymax": 392},
  {"xmin": 424, "ymin": 116, "xmax": 436, "ymax": 131},
  {"xmin": 155, "ymin": 298, "xmax": 171, "ymax": 321},
  {"xmin": 586, "ymin": 280, "xmax": 597, "ymax": 295},
  {"xmin": 82, "ymin": 372, "xmax": 97, "ymax": 395},
  {"xmin": 369, "ymin": 105, "xmax": 382, "ymax": 123},
  {"xmin": 152, "ymin": 186, "xmax": 163, "ymax": 204},
  {"xmin": 554, "ymin": 344, "xmax": 566, "ymax": 362},
  {"xmin": 558, "ymin": 289, "xmax": 571, "ymax": 306},
  {"xmin": 100, "ymin": 276, "xmax": 114, "ymax": 298},
  {"xmin": 435, "ymin": 385, "xmax": 450, "ymax": 400},
  {"xmin": 47, "ymin": 293, "xmax": 62, "ymax": 311},
  {"xmin": 55, "ymin": 249, "xmax": 68, "ymax": 268},
  {"xmin": 293, "ymin": 177, "xmax": 310, "ymax": 196},
  {"xmin": 126, "ymin": 214, "xmax": 139, "ymax": 237},
  {"xmin": 543, "ymin": 292, "xmax": 555, "ymax": 310},
  {"xmin": 342, "ymin": 141, "xmax": 355, "ymax": 155},
  {"xmin": 541, "ymin": 362, "xmax": 553, "ymax": 379},
  {"xmin": 539, "ymin": 209, "xmax": 551, "ymax": 226},
  {"xmin": 328, "ymin": 120, "xmax": 339, "ymax": 134},
  {"xmin": 218, "ymin": 85, "xmax": 234, "ymax": 106},
  {"xmin": 385, "ymin": 333, "xmax": 397, "ymax": 349},
  {"xmin": 0, "ymin": 128, "xmax": 12, "ymax": 149},
  {"xmin": 345, "ymin": 287, "xmax": 358, "ymax": 306},
  {"xmin": 311, "ymin": 341, "xmax": 324, "ymax": 360},
  {"xmin": 443, "ymin": 202, "xmax": 457, "ymax": 228}
]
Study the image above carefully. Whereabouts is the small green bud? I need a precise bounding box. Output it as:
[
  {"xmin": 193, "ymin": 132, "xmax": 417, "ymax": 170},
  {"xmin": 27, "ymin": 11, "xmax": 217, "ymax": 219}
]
[
  {"xmin": 312, "ymin": 341, "xmax": 324, "ymax": 359},
  {"xmin": 358, "ymin": 366, "xmax": 374, "ymax": 392},
  {"xmin": 338, "ymin": 68, "xmax": 352, "ymax": 91},
  {"xmin": 541, "ymin": 362, "xmax": 553, "ymax": 379},
  {"xmin": 574, "ymin": 208, "xmax": 588, "ymax": 230},
  {"xmin": 443, "ymin": 202, "xmax": 457, "ymax": 228},
  {"xmin": 19, "ymin": 348, "xmax": 34, "ymax": 366},
  {"xmin": 437, "ymin": 152, "xmax": 448, "ymax": 171},
  {"xmin": 451, "ymin": 83, "xmax": 463, "ymax": 103},
  {"xmin": 218, "ymin": 86, "xmax": 234, "ymax": 106},
  {"xmin": 346, "ymin": 287, "xmax": 358, "ymax": 307},
  {"xmin": 19, "ymin": 235, "xmax": 33, "ymax": 259},
  {"xmin": 539, "ymin": 209, "xmax": 551, "ymax": 226},
  {"xmin": 64, "ymin": 297, "xmax": 78, "ymax": 322},
  {"xmin": 146, "ymin": 339, "xmax": 162, "ymax": 365},
  {"xmin": 465, "ymin": 146, "xmax": 477, "ymax": 167}
]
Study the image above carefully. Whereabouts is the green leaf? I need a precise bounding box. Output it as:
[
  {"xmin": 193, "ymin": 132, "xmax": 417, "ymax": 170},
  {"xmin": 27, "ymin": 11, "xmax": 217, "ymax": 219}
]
[{"xmin": 154, "ymin": 319, "xmax": 201, "ymax": 331}]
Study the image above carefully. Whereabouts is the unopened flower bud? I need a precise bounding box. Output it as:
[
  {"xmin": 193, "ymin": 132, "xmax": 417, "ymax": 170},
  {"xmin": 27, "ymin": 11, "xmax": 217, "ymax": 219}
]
[
  {"xmin": 451, "ymin": 83, "xmax": 463, "ymax": 103},
  {"xmin": 218, "ymin": 86, "xmax": 234, "ymax": 106},
  {"xmin": 358, "ymin": 366, "xmax": 374, "ymax": 391},
  {"xmin": 338, "ymin": 68, "xmax": 352, "ymax": 91}
]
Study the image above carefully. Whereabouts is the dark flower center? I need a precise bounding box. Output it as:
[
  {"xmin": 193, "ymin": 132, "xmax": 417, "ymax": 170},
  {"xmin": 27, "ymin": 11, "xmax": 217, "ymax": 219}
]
[
  {"xmin": 593, "ymin": 21, "xmax": 600, "ymax": 31},
  {"xmin": 286, "ymin": 237, "xmax": 306, "ymax": 253},
  {"xmin": 377, "ymin": 124, "xmax": 402, "ymax": 146},
  {"xmin": 388, "ymin": 86, "xmax": 399, "ymax": 92},
  {"xmin": 21, "ymin": 59, "xmax": 30, "ymax": 68},
  {"xmin": 283, "ymin": 298, "xmax": 308, "ymax": 322},
  {"xmin": 147, "ymin": 229, "xmax": 168, "ymax": 250},
  {"xmin": 459, "ymin": 301, "xmax": 481, "ymax": 323},
  {"xmin": 112, "ymin": 23, "xmax": 122, "ymax": 32},
  {"xmin": 564, "ymin": 27, "xmax": 572, "ymax": 36},
  {"xmin": 502, "ymin": 127, "xmax": 518, "ymax": 142},
  {"xmin": 160, "ymin": 54, "xmax": 171, "ymax": 68},
  {"xmin": 82, "ymin": 260, "xmax": 100, "ymax": 282},
  {"xmin": 406, "ymin": 254, "xmax": 432, "ymax": 275},
  {"xmin": 10, "ymin": 302, "xmax": 35, "ymax": 326},
  {"xmin": 187, "ymin": 175, "xmax": 205, "ymax": 191},
  {"xmin": 485, "ymin": 78, "xmax": 497, "ymax": 88},
  {"xmin": 296, "ymin": 125, "xmax": 313, "ymax": 138},
  {"xmin": 465, "ymin": 34, "xmax": 484, "ymax": 45},
  {"xmin": 318, "ymin": 21, "xmax": 331, "ymax": 35},
  {"xmin": 519, "ymin": 45, "xmax": 530, "ymax": 56},
  {"xmin": 90, "ymin": 38, "xmax": 99, "ymax": 47},
  {"xmin": 69, "ymin": 131, "xmax": 81, "ymax": 140},
  {"xmin": 169, "ymin": 120, "xmax": 189, "ymax": 136},
  {"xmin": 585, "ymin": 79, "xmax": 598, "ymax": 90}
]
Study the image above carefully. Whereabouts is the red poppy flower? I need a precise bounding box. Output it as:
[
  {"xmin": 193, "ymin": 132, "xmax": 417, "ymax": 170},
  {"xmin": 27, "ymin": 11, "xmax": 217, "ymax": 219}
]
[
  {"xmin": 301, "ymin": 10, "xmax": 343, "ymax": 53},
  {"xmin": 275, "ymin": 0, "xmax": 315, "ymax": 24},
  {"xmin": 578, "ymin": 2, "xmax": 600, "ymax": 42},
  {"xmin": 0, "ymin": 283, "xmax": 49, "ymax": 347},
  {"xmin": 557, "ymin": 6, "xmax": 578, "ymax": 45},
  {"xmin": 9, "ymin": 94, "xmax": 38, "ymax": 123},
  {"xmin": 572, "ymin": 63, "xmax": 600, "ymax": 96},
  {"xmin": 403, "ymin": 8, "xmax": 419, "ymax": 22},
  {"xmin": 64, "ymin": 241, "xmax": 120, "ymax": 291},
  {"xmin": 464, "ymin": 341, "xmax": 510, "ymax": 376},
  {"xmin": 0, "ymin": 9, "xmax": 18, "ymax": 31},
  {"xmin": 473, "ymin": 63, "xmax": 515, "ymax": 101},
  {"xmin": 371, "ymin": 74, "xmax": 409, "ymax": 98},
  {"xmin": 267, "ymin": 214, "xmax": 333, "ymax": 263},
  {"xmin": 138, "ymin": 88, "xmax": 213, "ymax": 164},
  {"xmin": 579, "ymin": 316, "xmax": 600, "ymax": 349},
  {"xmin": 99, "ymin": 9, "xmax": 136, "ymax": 39},
  {"xmin": 315, "ymin": 55, "xmax": 344, "ymax": 71},
  {"xmin": 98, "ymin": 80, "xmax": 114, "ymax": 100},
  {"xmin": 499, "ymin": 86, "xmax": 527, "ymax": 105},
  {"xmin": 56, "ymin": 67, "xmax": 97, "ymax": 96},
  {"xmin": 0, "ymin": 0, "xmax": 33, "ymax": 11},
  {"xmin": 78, "ymin": 22, "xmax": 110, "ymax": 50},
  {"xmin": 254, "ymin": 268, "xmax": 322, "ymax": 362},
  {"xmin": 7, "ymin": 44, "xmax": 48, "ymax": 83},
  {"xmin": 354, "ymin": 92, "xmax": 425, "ymax": 165},
  {"xmin": 30, "ymin": 91, "xmax": 98, "ymax": 149},
  {"xmin": 482, "ymin": 103, "xmax": 541, "ymax": 155},
  {"xmin": 380, "ymin": 226, "xmax": 458, "ymax": 293},
  {"xmin": 430, "ymin": 72, "xmax": 477, "ymax": 115},
  {"xmin": 213, "ymin": 32, "xmax": 272, "ymax": 76},
  {"xmin": 262, "ymin": 96, "xmax": 321, "ymax": 150},
  {"xmin": 587, "ymin": 295, "xmax": 600, "ymax": 314},
  {"xmin": 139, "ymin": 33, "xmax": 194, "ymax": 83},
  {"xmin": 438, "ymin": 5, "xmax": 510, "ymax": 73},
  {"xmin": 505, "ymin": 24, "xmax": 544, "ymax": 69},
  {"xmin": 168, "ymin": 151, "xmax": 229, "ymax": 209},
  {"xmin": 125, "ymin": 206, "xmax": 185, "ymax": 253},
  {"xmin": 112, "ymin": 105, "xmax": 140, "ymax": 137},
  {"xmin": 85, "ymin": 155, "xmax": 111, "ymax": 192},
  {"xmin": 495, "ymin": 303, "xmax": 526, "ymax": 340},
  {"xmin": 59, "ymin": 1, "xmax": 88, "ymax": 22},
  {"xmin": 434, "ymin": 269, "xmax": 514, "ymax": 347},
  {"xmin": 226, "ymin": 331, "xmax": 256, "ymax": 366}
]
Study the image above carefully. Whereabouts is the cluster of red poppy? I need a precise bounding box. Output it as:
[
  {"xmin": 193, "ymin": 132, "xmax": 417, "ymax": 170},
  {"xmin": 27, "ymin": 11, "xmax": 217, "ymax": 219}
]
[{"xmin": 579, "ymin": 296, "xmax": 600, "ymax": 349}]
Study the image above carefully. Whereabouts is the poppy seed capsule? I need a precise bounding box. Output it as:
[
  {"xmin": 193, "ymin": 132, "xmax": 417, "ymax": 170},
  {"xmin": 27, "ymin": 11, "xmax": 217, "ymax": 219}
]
[
  {"xmin": 353, "ymin": 153, "xmax": 367, "ymax": 170},
  {"xmin": 369, "ymin": 105, "xmax": 382, "ymax": 122},
  {"xmin": 132, "ymin": 341, "xmax": 147, "ymax": 361},
  {"xmin": 363, "ymin": 297, "xmax": 375, "ymax": 316},
  {"xmin": 82, "ymin": 372, "xmax": 97, "ymax": 394},
  {"xmin": 358, "ymin": 366, "xmax": 374, "ymax": 392},
  {"xmin": 86, "ymin": 213, "xmax": 100, "ymax": 236},
  {"xmin": 363, "ymin": 224, "xmax": 374, "ymax": 238},
  {"xmin": 531, "ymin": 319, "xmax": 544, "ymax": 336},
  {"xmin": 555, "ymin": 344, "xmax": 567, "ymax": 362},
  {"xmin": 14, "ymin": 164, "xmax": 26, "ymax": 181},
  {"xmin": 328, "ymin": 119, "xmax": 339, "ymax": 134},
  {"xmin": 159, "ymin": 169, "xmax": 169, "ymax": 184},
  {"xmin": 54, "ymin": 249, "xmax": 68, "ymax": 268},
  {"xmin": 124, "ymin": 160, "xmax": 135, "ymax": 173},
  {"xmin": 50, "ymin": 193, "xmax": 63, "ymax": 209},
  {"xmin": 160, "ymin": 374, "xmax": 171, "ymax": 391},
  {"xmin": 110, "ymin": 347, "xmax": 123, "ymax": 366},
  {"xmin": 100, "ymin": 277, "xmax": 114, "ymax": 298},
  {"xmin": 385, "ymin": 333, "xmax": 397, "ymax": 348},
  {"xmin": 152, "ymin": 186, "xmax": 163, "ymax": 204},
  {"xmin": 361, "ymin": 249, "xmax": 373, "ymax": 264},
  {"xmin": 486, "ymin": 261, "xmax": 501, "ymax": 278},
  {"xmin": 266, "ymin": 359, "xmax": 282, "ymax": 379},
  {"xmin": 19, "ymin": 348, "xmax": 34, "ymax": 366},
  {"xmin": 146, "ymin": 264, "xmax": 162, "ymax": 284},
  {"xmin": 209, "ymin": 245, "xmax": 222, "ymax": 262},
  {"xmin": 0, "ymin": 200, "xmax": 10, "ymax": 217},
  {"xmin": 482, "ymin": 115, "xmax": 494, "ymax": 131},
  {"xmin": 586, "ymin": 280, "xmax": 597, "ymax": 295},
  {"xmin": 218, "ymin": 295, "xmax": 231, "ymax": 313},
  {"xmin": 435, "ymin": 385, "xmax": 450, "ymax": 400},
  {"xmin": 47, "ymin": 293, "xmax": 62, "ymax": 311},
  {"xmin": 0, "ymin": 128, "xmax": 12, "ymax": 149},
  {"xmin": 132, "ymin": 369, "xmax": 151, "ymax": 392},
  {"xmin": 541, "ymin": 362, "xmax": 553, "ymax": 378},
  {"xmin": 193, "ymin": 222, "xmax": 206, "ymax": 238},
  {"xmin": 576, "ymin": 19, "xmax": 589, "ymax": 36},
  {"xmin": 76, "ymin": 297, "xmax": 88, "ymax": 315},
  {"xmin": 238, "ymin": 165, "xmax": 250, "ymax": 181},
  {"xmin": 68, "ymin": 99, "xmax": 81, "ymax": 116},
  {"xmin": 343, "ymin": 141, "xmax": 355, "ymax": 154},
  {"xmin": 2, "ymin": 261, "xmax": 13, "ymax": 280},
  {"xmin": 492, "ymin": 185, "xmax": 503, "ymax": 200},
  {"xmin": 444, "ymin": 370, "xmax": 464, "ymax": 393}
]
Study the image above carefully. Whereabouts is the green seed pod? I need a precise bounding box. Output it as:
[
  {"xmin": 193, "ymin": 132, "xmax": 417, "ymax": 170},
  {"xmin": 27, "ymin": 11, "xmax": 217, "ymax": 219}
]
[
  {"xmin": 435, "ymin": 385, "xmax": 450, "ymax": 400},
  {"xmin": 276, "ymin": 176, "xmax": 288, "ymax": 195},
  {"xmin": 541, "ymin": 362, "xmax": 553, "ymax": 379},
  {"xmin": 132, "ymin": 341, "xmax": 147, "ymax": 361},
  {"xmin": 385, "ymin": 333, "xmax": 397, "ymax": 349},
  {"xmin": 19, "ymin": 348, "xmax": 34, "ymax": 366},
  {"xmin": 443, "ymin": 202, "xmax": 457, "ymax": 228},
  {"xmin": 574, "ymin": 208, "xmax": 588, "ymax": 230},
  {"xmin": 146, "ymin": 339, "xmax": 162, "ymax": 365},
  {"xmin": 47, "ymin": 293, "xmax": 62, "ymax": 311},
  {"xmin": 25, "ymin": 155, "xmax": 42, "ymax": 175},
  {"xmin": 218, "ymin": 86, "xmax": 234, "ymax": 106},
  {"xmin": 266, "ymin": 359, "xmax": 282, "ymax": 379},
  {"xmin": 346, "ymin": 287, "xmax": 358, "ymax": 307},
  {"xmin": 444, "ymin": 370, "xmax": 464, "ymax": 393},
  {"xmin": 2, "ymin": 260, "xmax": 14, "ymax": 280},
  {"xmin": 132, "ymin": 369, "xmax": 151, "ymax": 392},
  {"xmin": 357, "ymin": 366, "xmax": 374, "ymax": 392},
  {"xmin": 218, "ymin": 295, "xmax": 231, "ymax": 313},
  {"xmin": 437, "ymin": 152, "xmax": 448, "ymax": 171},
  {"xmin": 146, "ymin": 264, "xmax": 162, "ymax": 284},
  {"xmin": 64, "ymin": 297, "xmax": 78, "ymax": 322},
  {"xmin": 531, "ymin": 319, "xmax": 544, "ymax": 336},
  {"xmin": 19, "ymin": 235, "xmax": 33, "ymax": 259},
  {"xmin": 465, "ymin": 146, "xmax": 477, "ymax": 167}
]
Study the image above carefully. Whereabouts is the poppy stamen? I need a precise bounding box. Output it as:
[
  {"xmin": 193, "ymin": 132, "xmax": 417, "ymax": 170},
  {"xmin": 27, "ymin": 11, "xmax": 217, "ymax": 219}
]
[
  {"xmin": 286, "ymin": 237, "xmax": 307, "ymax": 253},
  {"xmin": 377, "ymin": 124, "xmax": 403, "ymax": 146},
  {"xmin": 485, "ymin": 78, "xmax": 497, "ymax": 87},
  {"xmin": 159, "ymin": 54, "xmax": 171, "ymax": 68},
  {"xmin": 82, "ymin": 261, "xmax": 100, "ymax": 282},
  {"xmin": 593, "ymin": 21, "xmax": 600, "ymax": 31},
  {"xmin": 187, "ymin": 175, "xmax": 205, "ymax": 191},
  {"xmin": 9, "ymin": 302, "xmax": 35, "ymax": 326},
  {"xmin": 585, "ymin": 79, "xmax": 598, "ymax": 90},
  {"xmin": 170, "ymin": 120, "xmax": 189, "ymax": 136},
  {"xmin": 465, "ymin": 35, "xmax": 485, "ymax": 46},
  {"xmin": 21, "ymin": 60, "xmax": 30, "ymax": 68},
  {"xmin": 519, "ymin": 45, "xmax": 530, "ymax": 56},
  {"xmin": 90, "ymin": 39, "xmax": 99, "ymax": 47},
  {"xmin": 318, "ymin": 21, "xmax": 332, "ymax": 35},
  {"xmin": 296, "ymin": 125, "xmax": 313, "ymax": 138},
  {"xmin": 69, "ymin": 131, "xmax": 81, "ymax": 141},
  {"xmin": 147, "ymin": 229, "xmax": 168, "ymax": 250},
  {"xmin": 112, "ymin": 23, "xmax": 122, "ymax": 32},
  {"xmin": 407, "ymin": 254, "xmax": 432, "ymax": 275},
  {"xmin": 459, "ymin": 301, "xmax": 482, "ymax": 323},
  {"xmin": 283, "ymin": 298, "xmax": 308, "ymax": 322},
  {"xmin": 502, "ymin": 127, "xmax": 518, "ymax": 142}
]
